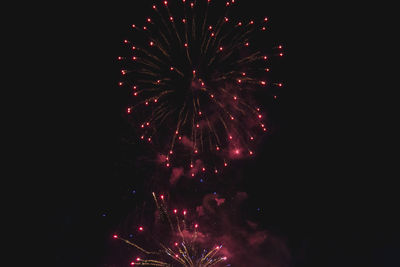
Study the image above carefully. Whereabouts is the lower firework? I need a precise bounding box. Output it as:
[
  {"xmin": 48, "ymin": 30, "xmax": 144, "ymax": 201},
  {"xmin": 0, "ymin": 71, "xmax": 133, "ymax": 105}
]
[{"xmin": 113, "ymin": 193, "xmax": 229, "ymax": 266}]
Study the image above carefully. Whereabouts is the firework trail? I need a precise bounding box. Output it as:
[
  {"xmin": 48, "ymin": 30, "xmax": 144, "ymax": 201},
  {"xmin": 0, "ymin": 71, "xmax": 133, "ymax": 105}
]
[
  {"xmin": 118, "ymin": 0, "xmax": 284, "ymax": 176},
  {"xmin": 113, "ymin": 192, "xmax": 229, "ymax": 266}
]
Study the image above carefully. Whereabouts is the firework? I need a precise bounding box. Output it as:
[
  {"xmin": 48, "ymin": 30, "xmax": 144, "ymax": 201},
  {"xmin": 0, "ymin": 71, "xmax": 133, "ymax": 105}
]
[
  {"xmin": 119, "ymin": 0, "xmax": 284, "ymax": 174},
  {"xmin": 113, "ymin": 193, "xmax": 229, "ymax": 266}
]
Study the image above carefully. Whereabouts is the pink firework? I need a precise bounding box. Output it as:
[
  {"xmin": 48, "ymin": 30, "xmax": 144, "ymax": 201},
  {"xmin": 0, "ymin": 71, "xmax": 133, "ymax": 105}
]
[{"xmin": 119, "ymin": 0, "xmax": 284, "ymax": 176}]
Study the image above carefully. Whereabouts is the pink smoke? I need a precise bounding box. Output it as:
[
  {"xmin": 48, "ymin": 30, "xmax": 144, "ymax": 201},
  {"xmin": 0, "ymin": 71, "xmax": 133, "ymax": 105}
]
[{"xmin": 169, "ymin": 167, "xmax": 184, "ymax": 184}]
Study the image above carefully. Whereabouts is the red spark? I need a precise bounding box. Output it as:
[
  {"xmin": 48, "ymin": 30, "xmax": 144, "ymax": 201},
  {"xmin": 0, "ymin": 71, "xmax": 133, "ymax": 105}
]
[
  {"xmin": 160, "ymin": 195, "xmax": 164, "ymax": 200},
  {"xmin": 138, "ymin": 226, "xmax": 144, "ymax": 231},
  {"xmin": 127, "ymin": 107, "xmax": 131, "ymax": 114},
  {"xmin": 113, "ymin": 234, "xmax": 118, "ymax": 239},
  {"xmin": 132, "ymin": 46, "xmax": 136, "ymax": 50},
  {"xmin": 118, "ymin": 82, "xmax": 123, "ymax": 86},
  {"xmin": 173, "ymin": 209, "xmax": 178, "ymax": 214},
  {"xmin": 164, "ymin": 1, "xmax": 168, "ymax": 5},
  {"xmin": 147, "ymin": 18, "xmax": 151, "ymax": 23},
  {"xmin": 279, "ymin": 52, "xmax": 284, "ymax": 56},
  {"xmin": 149, "ymin": 41, "xmax": 154, "ymax": 46}
]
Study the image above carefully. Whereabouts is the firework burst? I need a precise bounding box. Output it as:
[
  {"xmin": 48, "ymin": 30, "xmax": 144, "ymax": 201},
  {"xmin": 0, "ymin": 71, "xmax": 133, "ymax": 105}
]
[
  {"xmin": 119, "ymin": 0, "xmax": 284, "ymax": 175},
  {"xmin": 113, "ymin": 192, "xmax": 229, "ymax": 266}
]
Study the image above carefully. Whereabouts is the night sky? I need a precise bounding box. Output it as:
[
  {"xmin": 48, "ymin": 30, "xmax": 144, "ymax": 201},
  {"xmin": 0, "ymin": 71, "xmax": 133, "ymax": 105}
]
[{"xmin": 31, "ymin": 1, "xmax": 398, "ymax": 266}]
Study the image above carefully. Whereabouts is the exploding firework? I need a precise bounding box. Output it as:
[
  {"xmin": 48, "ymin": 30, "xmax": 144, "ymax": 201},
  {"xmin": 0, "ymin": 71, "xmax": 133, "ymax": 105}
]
[
  {"xmin": 113, "ymin": 192, "xmax": 229, "ymax": 266},
  {"xmin": 119, "ymin": 0, "xmax": 284, "ymax": 174}
]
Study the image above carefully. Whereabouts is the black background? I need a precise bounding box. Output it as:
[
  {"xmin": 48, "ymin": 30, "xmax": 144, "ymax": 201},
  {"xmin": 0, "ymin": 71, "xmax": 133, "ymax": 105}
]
[{"xmin": 22, "ymin": 1, "xmax": 398, "ymax": 266}]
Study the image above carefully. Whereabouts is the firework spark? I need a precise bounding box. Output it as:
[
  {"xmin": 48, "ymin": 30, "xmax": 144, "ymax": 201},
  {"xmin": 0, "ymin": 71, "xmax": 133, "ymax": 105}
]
[
  {"xmin": 119, "ymin": 0, "xmax": 284, "ymax": 174},
  {"xmin": 113, "ymin": 193, "xmax": 229, "ymax": 266}
]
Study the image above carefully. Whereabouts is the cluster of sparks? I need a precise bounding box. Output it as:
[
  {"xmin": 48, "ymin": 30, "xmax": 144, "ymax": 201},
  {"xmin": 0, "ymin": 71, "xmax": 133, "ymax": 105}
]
[
  {"xmin": 118, "ymin": 0, "xmax": 284, "ymax": 175},
  {"xmin": 113, "ymin": 193, "xmax": 229, "ymax": 266}
]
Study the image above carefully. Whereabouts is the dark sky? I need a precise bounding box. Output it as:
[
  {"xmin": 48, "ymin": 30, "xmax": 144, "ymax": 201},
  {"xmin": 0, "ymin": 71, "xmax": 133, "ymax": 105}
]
[{"xmin": 28, "ymin": 1, "xmax": 397, "ymax": 266}]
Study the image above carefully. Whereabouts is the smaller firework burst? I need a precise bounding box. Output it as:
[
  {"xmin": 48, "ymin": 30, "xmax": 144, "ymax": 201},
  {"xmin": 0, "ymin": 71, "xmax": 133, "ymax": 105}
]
[{"xmin": 113, "ymin": 193, "xmax": 229, "ymax": 266}]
